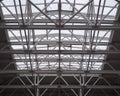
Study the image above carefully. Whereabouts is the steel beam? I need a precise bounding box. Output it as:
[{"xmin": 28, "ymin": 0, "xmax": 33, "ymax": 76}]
[
  {"xmin": 0, "ymin": 85, "xmax": 120, "ymax": 89},
  {"xmin": 0, "ymin": 58, "xmax": 105, "ymax": 62},
  {"xmin": 1, "ymin": 58, "xmax": 119, "ymax": 63},
  {"xmin": 4, "ymin": 41, "xmax": 120, "ymax": 46},
  {"xmin": 0, "ymin": 25, "xmax": 120, "ymax": 30},
  {"xmin": 5, "ymin": 41, "xmax": 110, "ymax": 45},
  {"xmin": 0, "ymin": 70, "xmax": 120, "ymax": 74},
  {"xmin": 0, "ymin": 50, "xmax": 120, "ymax": 54},
  {"xmin": 1, "ymin": 19, "xmax": 117, "ymax": 24},
  {"xmin": 19, "ymin": 74, "xmax": 99, "ymax": 77}
]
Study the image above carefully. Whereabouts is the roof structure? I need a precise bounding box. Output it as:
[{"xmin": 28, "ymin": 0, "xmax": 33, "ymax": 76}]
[{"xmin": 0, "ymin": 0, "xmax": 120, "ymax": 96}]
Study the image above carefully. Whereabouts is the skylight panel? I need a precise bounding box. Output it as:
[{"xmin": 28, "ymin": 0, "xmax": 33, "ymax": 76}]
[
  {"xmin": 1, "ymin": 0, "xmax": 117, "ymax": 71},
  {"xmin": 7, "ymin": 28, "xmax": 111, "ymax": 70}
]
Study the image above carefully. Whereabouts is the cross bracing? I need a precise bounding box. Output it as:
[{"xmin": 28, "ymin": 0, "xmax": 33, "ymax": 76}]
[{"xmin": 0, "ymin": 0, "xmax": 120, "ymax": 96}]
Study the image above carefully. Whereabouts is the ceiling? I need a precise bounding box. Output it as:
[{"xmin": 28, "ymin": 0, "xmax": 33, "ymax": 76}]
[{"xmin": 0, "ymin": 0, "xmax": 120, "ymax": 96}]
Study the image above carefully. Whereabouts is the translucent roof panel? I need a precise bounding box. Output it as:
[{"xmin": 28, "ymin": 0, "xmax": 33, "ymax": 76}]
[
  {"xmin": 7, "ymin": 29, "xmax": 112, "ymax": 71},
  {"xmin": 1, "ymin": 0, "xmax": 118, "ymax": 71},
  {"xmin": 1, "ymin": 0, "xmax": 118, "ymax": 20}
]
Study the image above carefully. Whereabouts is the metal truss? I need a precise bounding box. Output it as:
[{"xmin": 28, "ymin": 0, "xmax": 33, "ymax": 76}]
[
  {"xmin": 0, "ymin": 85, "xmax": 120, "ymax": 89},
  {"xmin": 0, "ymin": 58, "xmax": 117, "ymax": 62},
  {"xmin": 0, "ymin": 70, "xmax": 120, "ymax": 74},
  {"xmin": 0, "ymin": 24, "xmax": 120, "ymax": 30},
  {"xmin": 0, "ymin": 0, "xmax": 120, "ymax": 96},
  {"xmin": 0, "ymin": 50, "xmax": 120, "ymax": 54}
]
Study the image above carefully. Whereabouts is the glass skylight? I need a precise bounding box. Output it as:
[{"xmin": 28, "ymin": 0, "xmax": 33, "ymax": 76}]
[{"xmin": 0, "ymin": 0, "xmax": 118, "ymax": 71}]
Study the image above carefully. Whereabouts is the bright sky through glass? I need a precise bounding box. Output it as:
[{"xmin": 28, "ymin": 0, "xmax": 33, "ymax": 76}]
[{"xmin": 0, "ymin": 0, "xmax": 118, "ymax": 70}]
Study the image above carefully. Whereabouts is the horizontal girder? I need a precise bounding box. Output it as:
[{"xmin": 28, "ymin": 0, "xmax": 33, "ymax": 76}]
[
  {"xmin": 0, "ymin": 85, "xmax": 120, "ymax": 89},
  {"xmin": 1, "ymin": 19, "xmax": 117, "ymax": 24},
  {"xmin": 0, "ymin": 70, "xmax": 120, "ymax": 74},
  {"xmin": 0, "ymin": 50, "xmax": 120, "ymax": 54},
  {"xmin": 0, "ymin": 25, "xmax": 120, "ymax": 30},
  {"xmin": 5, "ymin": 41, "xmax": 110, "ymax": 46},
  {"xmin": 0, "ymin": 58, "xmax": 119, "ymax": 62}
]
